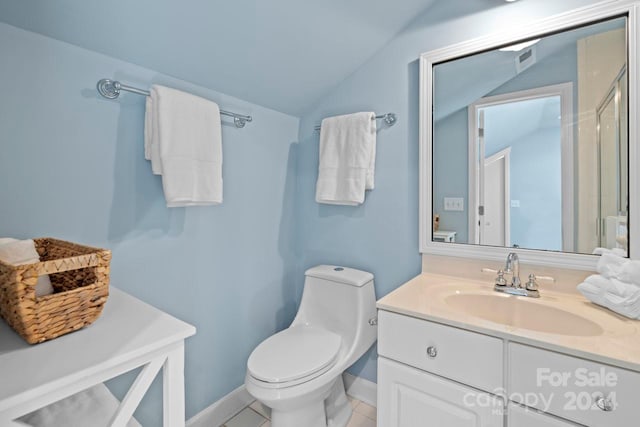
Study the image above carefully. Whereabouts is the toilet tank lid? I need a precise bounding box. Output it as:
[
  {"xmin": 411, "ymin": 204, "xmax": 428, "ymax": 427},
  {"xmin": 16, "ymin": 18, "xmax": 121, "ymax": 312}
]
[{"xmin": 305, "ymin": 265, "xmax": 374, "ymax": 287}]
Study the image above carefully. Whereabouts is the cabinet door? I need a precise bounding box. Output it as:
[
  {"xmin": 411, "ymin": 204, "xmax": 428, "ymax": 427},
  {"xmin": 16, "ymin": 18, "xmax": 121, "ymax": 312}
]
[
  {"xmin": 508, "ymin": 403, "xmax": 582, "ymax": 426},
  {"xmin": 378, "ymin": 357, "xmax": 504, "ymax": 427},
  {"xmin": 509, "ymin": 343, "xmax": 640, "ymax": 427}
]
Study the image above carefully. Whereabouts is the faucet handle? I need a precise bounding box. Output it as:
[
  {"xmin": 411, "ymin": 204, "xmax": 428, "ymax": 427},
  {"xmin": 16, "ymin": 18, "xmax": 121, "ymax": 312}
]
[
  {"xmin": 482, "ymin": 268, "xmax": 508, "ymax": 286},
  {"xmin": 495, "ymin": 270, "xmax": 507, "ymax": 287},
  {"xmin": 525, "ymin": 274, "xmax": 539, "ymax": 291}
]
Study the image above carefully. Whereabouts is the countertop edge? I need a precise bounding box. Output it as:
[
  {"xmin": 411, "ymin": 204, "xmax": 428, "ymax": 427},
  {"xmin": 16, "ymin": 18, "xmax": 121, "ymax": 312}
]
[{"xmin": 377, "ymin": 281, "xmax": 640, "ymax": 374}]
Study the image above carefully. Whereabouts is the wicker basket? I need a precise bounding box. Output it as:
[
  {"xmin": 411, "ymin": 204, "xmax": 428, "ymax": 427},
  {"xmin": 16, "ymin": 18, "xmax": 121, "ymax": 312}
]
[{"xmin": 0, "ymin": 238, "xmax": 111, "ymax": 344}]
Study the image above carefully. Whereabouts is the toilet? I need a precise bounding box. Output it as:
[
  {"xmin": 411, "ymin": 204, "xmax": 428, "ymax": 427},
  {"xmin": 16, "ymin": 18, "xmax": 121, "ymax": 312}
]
[{"xmin": 245, "ymin": 265, "xmax": 378, "ymax": 427}]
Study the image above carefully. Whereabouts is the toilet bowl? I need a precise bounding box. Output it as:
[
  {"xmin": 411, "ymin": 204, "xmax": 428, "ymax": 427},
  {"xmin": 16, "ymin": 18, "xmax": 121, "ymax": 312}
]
[{"xmin": 245, "ymin": 265, "xmax": 378, "ymax": 427}]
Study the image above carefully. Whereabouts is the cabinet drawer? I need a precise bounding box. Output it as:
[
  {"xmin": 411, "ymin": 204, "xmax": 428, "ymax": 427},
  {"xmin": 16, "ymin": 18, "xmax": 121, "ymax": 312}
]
[
  {"xmin": 378, "ymin": 310, "xmax": 503, "ymax": 393},
  {"xmin": 378, "ymin": 357, "xmax": 504, "ymax": 427},
  {"xmin": 509, "ymin": 343, "xmax": 640, "ymax": 427},
  {"xmin": 508, "ymin": 403, "xmax": 582, "ymax": 426}
]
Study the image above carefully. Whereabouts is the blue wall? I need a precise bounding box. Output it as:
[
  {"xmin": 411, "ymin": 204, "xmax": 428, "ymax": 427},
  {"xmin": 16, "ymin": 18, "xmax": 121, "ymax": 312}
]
[
  {"xmin": 484, "ymin": 105, "xmax": 563, "ymax": 251},
  {"xmin": 433, "ymin": 109, "xmax": 469, "ymax": 242},
  {"xmin": 507, "ymin": 128, "xmax": 563, "ymax": 250},
  {"xmin": 296, "ymin": 0, "xmax": 602, "ymax": 383},
  {"xmin": 0, "ymin": 23, "xmax": 300, "ymax": 425},
  {"xmin": 0, "ymin": 0, "xmax": 607, "ymax": 422}
]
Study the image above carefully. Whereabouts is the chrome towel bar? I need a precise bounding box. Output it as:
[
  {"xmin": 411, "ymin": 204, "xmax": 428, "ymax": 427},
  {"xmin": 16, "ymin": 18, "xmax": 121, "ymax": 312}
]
[
  {"xmin": 314, "ymin": 112, "xmax": 397, "ymax": 132},
  {"xmin": 96, "ymin": 79, "xmax": 253, "ymax": 128}
]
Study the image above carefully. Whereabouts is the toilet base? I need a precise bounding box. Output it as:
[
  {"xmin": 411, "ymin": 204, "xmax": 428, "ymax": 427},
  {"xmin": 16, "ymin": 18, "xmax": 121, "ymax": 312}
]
[
  {"xmin": 256, "ymin": 375, "xmax": 353, "ymax": 427},
  {"xmin": 271, "ymin": 400, "xmax": 327, "ymax": 427}
]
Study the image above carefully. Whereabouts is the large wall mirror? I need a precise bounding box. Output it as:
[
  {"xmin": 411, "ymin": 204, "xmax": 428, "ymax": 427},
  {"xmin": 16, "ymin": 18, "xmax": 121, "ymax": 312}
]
[{"xmin": 420, "ymin": 2, "xmax": 640, "ymax": 268}]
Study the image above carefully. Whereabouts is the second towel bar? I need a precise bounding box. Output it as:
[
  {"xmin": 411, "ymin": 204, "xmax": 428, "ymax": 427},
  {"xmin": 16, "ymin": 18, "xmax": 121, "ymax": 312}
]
[{"xmin": 313, "ymin": 113, "xmax": 397, "ymax": 132}]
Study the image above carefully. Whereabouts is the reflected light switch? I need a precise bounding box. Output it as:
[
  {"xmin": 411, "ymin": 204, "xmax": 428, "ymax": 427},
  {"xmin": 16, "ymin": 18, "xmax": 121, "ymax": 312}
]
[
  {"xmin": 444, "ymin": 197, "xmax": 464, "ymax": 211},
  {"xmin": 511, "ymin": 200, "xmax": 521, "ymax": 208}
]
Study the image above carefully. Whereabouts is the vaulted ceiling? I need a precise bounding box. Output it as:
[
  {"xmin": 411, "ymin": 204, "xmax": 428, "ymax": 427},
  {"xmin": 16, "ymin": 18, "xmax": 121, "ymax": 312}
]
[{"xmin": 0, "ymin": 0, "xmax": 441, "ymax": 115}]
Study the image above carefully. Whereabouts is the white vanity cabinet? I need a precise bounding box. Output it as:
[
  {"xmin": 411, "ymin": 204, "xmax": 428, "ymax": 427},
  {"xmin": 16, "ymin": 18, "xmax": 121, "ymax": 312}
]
[
  {"xmin": 509, "ymin": 343, "xmax": 640, "ymax": 427},
  {"xmin": 378, "ymin": 310, "xmax": 504, "ymax": 427},
  {"xmin": 378, "ymin": 357, "xmax": 504, "ymax": 427},
  {"xmin": 508, "ymin": 404, "xmax": 582, "ymax": 427},
  {"xmin": 377, "ymin": 309, "xmax": 640, "ymax": 427}
]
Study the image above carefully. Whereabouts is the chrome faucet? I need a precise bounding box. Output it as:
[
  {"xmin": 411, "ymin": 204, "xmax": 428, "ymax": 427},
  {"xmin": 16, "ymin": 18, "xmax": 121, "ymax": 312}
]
[
  {"xmin": 505, "ymin": 252, "xmax": 521, "ymax": 288},
  {"xmin": 492, "ymin": 252, "xmax": 541, "ymax": 298}
]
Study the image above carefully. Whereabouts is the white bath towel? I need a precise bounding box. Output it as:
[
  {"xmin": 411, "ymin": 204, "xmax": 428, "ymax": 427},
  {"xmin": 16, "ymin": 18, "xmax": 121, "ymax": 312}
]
[
  {"xmin": 578, "ymin": 274, "xmax": 640, "ymax": 319},
  {"xmin": 145, "ymin": 85, "xmax": 223, "ymax": 207},
  {"xmin": 0, "ymin": 239, "xmax": 53, "ymax": 297},
  {"xmin": 315, "ymin": 112, "xmax": 376, "ymax": 206}
]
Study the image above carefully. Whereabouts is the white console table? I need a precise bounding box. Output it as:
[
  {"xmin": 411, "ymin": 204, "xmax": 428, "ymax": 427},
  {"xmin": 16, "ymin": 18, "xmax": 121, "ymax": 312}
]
[
  {"xmin": 433, "ymin": 230, "xmax": 457, "ymax": 243},
  {"xmin": 0, "ymin": 287, "xmax": 196, "ymax": 426}
]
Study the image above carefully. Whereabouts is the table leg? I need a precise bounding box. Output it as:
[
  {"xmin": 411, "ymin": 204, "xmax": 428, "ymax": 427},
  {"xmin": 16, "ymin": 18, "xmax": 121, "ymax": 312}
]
[{"xmin": 163, "ymin": 342, "xmax": 186, "ymax": 427}]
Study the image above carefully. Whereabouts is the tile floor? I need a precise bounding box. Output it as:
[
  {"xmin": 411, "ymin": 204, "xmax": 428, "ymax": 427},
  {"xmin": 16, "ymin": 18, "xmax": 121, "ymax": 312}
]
[{"xmin": 222, "ymin": 397, "xmax": 376, "ymax": 427}]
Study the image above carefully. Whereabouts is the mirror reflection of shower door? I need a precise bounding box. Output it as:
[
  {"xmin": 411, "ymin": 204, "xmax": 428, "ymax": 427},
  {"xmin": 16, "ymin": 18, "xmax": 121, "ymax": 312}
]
[{"xmin": 597, "ymin": 67, "xmax": 628, "ymax": 249}]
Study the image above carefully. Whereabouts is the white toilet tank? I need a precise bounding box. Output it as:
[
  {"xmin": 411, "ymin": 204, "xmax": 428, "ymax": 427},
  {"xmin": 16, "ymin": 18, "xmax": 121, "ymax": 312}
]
[{"xmin": 292, "ymin": 265, "xmax": 377, "ymax": 367}]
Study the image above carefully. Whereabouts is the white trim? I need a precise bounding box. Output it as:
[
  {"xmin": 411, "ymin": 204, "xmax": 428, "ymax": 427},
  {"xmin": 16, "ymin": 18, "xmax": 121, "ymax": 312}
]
[
  {"xmin": 468, "ymin": 108, "xmax": 479, "ymax": 244},
  {"xmin": 186, "ymin": 376, "xmax": 377, "ymax": 427},
  {"xmin": 186, "ymin": 385, "xmax": 254, "ymax": 427},
  {"xmin": 343, "ymin": 373, "xmax": 377, "ymax": 408},
  {"xmin": 481, "ymin": 147, "xmax": 512, "ymax": 247},
  {"xmin": 419, "ymin": 0, "xmax": 640, "ymax": 269},
  {"xmin": 468, "ymin": 83, "xmax": 574, "ymax": 252}
]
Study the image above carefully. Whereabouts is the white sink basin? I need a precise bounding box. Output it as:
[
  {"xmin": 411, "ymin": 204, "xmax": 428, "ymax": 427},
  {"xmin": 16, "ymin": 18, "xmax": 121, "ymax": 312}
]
[{"xmin": 445, "ymin": 293, "xmax": 604, "ymax": 336}]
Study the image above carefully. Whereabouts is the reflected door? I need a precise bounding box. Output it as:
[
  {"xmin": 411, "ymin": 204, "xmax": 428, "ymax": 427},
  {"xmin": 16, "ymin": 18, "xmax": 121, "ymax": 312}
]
[{"xmin": 481, "ymin": 149, "xmax": 510, "ymax": 246}]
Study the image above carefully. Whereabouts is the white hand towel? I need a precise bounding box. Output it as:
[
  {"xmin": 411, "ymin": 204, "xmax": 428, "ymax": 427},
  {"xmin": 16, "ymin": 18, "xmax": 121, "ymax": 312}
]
[
  {"xmin": 0, "ymin": 239, "xmax": 53, "ymax": 297},
  {"xmin": 578, "ymin": 274, "xmax": 640, "ymax": 319},
  {"xmin": 593, "ymin": 247, "xmax": 640, "ymax": 285},
  {"xmin": 315, "ymin": 112, "xmax": 376, "ymax": 205},
  {"xmin": 603, "ymin": 281, "xmax": 640, "ymax": 319},
  {"xmin": 146, "ymin": 85, "xmax": 223, "ymax": 207},
  {"xmin": 618, "ymin": 260, "xmax": 640, "ymax": 285},
  {"xmin": 597, "ymin": 252, "xmax": 627, "ymax": 279},
  {"xmin": 143, "ymin": 96, "xmax": 152, "ymax": 162},
  {"xmin": 146, "ymin": 88, "xmax": 163, "ymax": 175},
  {"xmin": 592, "ymin": 247, "xmax": 627, "ymax": 256}
]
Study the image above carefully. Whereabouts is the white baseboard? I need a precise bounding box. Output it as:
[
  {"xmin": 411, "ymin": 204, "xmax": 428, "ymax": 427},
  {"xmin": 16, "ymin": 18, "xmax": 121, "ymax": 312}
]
[
  {"xmin": 343, "ymin": 373, "xmax": 377, "ymax": 408},
  {"xmin": 187, "ymin": 374, "xmax": 377, "ymax": 427},
  {"xmin": 186, "ymin": 384, "xmax": 254, "ymax": 427}
]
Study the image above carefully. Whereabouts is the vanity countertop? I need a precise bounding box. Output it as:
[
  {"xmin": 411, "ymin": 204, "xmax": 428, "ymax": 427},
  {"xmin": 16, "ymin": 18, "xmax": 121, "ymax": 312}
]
[{"xmin": 377, "ymin": 273, "xmax": 640, "ymax": 373}]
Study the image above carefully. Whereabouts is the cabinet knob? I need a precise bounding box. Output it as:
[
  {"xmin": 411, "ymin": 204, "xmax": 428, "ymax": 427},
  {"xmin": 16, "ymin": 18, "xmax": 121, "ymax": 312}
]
[
  {"xmin": 426, "ymin": 346, "xmax": 438, "ymax": 358},
  {"xmin": 595, "ymin": 396, "xmax": 614, "ymax": 412}
]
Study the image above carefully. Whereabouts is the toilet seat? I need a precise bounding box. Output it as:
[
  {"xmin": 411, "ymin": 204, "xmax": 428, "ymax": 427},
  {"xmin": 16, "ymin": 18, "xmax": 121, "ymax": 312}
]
[{"xmin": 247, "ymin": 325, "xmax": 341, "ymax": 388}]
